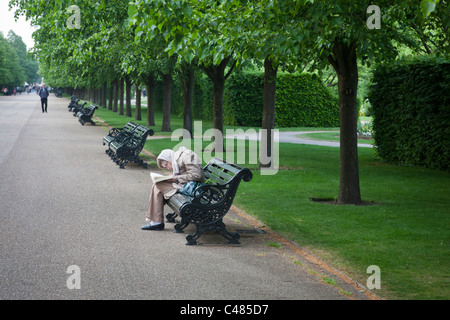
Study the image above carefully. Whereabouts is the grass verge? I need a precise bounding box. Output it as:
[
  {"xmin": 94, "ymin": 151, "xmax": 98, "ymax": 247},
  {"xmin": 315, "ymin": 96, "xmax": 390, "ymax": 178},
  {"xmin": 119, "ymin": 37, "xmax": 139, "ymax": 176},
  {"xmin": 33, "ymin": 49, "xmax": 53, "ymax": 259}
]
[{"xmin": 93, "ymin": 104, "xmax": 449, "ymax": 300}]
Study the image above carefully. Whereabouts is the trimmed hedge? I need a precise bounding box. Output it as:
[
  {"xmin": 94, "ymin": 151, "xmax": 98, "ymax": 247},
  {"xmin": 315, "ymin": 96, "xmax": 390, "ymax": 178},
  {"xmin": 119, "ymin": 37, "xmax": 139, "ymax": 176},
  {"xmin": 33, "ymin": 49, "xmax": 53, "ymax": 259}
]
[
  {"xmin": 224, "ymin": 71, "xmax": 264, "ymax": 127},
  {"xmin": 224, "ymin": 71, "xmax": 339, "ymax": 127},
  {"xmin": 369, "ymin": 56, "xmax": 450, "ymax": 170},
  {"xmin": 152, "ymin": 71, "xmax": 339, "ymax": 128}
]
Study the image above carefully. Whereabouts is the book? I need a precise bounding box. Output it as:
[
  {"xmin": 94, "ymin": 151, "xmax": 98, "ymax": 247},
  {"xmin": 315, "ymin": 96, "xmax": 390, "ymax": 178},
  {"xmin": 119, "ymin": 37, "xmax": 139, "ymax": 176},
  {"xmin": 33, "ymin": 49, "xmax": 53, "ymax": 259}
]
[{"xmin": 150, "ymin": 172, "xmax": 173, "ymax": 183}]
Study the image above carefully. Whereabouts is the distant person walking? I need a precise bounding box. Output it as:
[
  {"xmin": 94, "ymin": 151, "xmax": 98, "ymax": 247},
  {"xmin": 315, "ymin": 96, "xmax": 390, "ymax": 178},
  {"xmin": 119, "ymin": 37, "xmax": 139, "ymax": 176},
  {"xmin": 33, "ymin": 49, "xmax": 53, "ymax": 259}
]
[{"xmin": 39, "ymin": 84, "xmax": 49, "ymax": 113}]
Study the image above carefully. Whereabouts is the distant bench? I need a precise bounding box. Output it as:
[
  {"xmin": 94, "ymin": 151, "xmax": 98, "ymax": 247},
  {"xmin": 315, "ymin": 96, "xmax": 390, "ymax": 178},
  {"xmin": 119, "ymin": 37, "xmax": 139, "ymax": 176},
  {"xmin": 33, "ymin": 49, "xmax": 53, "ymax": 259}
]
[
  {"xmin": 103, "ymin": 121, "xmax": 140, "ymax": 156},
  {"xmin": 71, "ymin": 101, "xmax": 86, "ymax": 115},
  {"xmin": 103, "ymin": 121, "xmax": 154, "ymax": 169},
  {"xmin": 76, "ymin": 104, "xmax": 98, "ymax": 126},
  {"xmin": 165, "ymin": 158, "xmax": 252, "ymax": 245},
  {"xmin": 68, "ymin": 95, "xmax": 79, "ymax": 112}
]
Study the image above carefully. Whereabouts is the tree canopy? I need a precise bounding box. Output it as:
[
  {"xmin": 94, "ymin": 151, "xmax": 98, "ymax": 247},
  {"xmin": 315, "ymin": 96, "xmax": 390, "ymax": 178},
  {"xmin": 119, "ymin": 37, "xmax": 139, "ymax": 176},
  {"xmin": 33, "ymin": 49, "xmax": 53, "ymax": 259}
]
[
  {"xmin": 0, "ymin": 30, "xmax": 38, "ymax": 88},
  {"xmin": 9, "ymin": 0, "xmax": 449, "ymax": 204}
]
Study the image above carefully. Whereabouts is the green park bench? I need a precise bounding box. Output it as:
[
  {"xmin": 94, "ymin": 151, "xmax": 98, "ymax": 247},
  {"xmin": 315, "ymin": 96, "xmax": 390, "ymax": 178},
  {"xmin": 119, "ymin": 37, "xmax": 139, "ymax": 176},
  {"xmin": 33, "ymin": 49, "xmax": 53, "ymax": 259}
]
[
  {"xmin": 103, "ymin": 121, "xmax": 141, "ymax": 157},
  {"xmin": 76, "ymin": 104, "xmax": 98, "ymax": 126},
  {"xmin": 165, "ymin": 158, "xmax": 253, "ymax": 245},
  {"xmin": 105, "ymin": 123, "xmax": 154, "ymax": 169}
]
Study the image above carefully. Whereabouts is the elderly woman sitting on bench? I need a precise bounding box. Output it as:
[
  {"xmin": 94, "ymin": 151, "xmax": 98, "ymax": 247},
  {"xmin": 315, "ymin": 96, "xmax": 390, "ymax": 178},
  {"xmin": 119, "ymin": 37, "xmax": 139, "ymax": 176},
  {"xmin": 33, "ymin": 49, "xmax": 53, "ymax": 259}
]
[{"xmin": 141, "ymin": 147, "xmax": 204, "ymax": 231}]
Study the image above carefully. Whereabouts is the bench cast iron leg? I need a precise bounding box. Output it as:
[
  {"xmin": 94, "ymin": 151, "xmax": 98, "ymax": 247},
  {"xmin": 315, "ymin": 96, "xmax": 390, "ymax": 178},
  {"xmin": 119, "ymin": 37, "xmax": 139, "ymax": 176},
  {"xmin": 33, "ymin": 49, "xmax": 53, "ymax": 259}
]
[
  {"xmin": 174, "ymin": 218, "xmax": 189, "ymax": 233},
  {"xmin": 216, "ymin": 220, "xmax": 240, "ymax": 244},
  {"xmin": 136, "ymin": 158, "xmax": 148, "ymax": 169},
  {"xmin": 185, "ymin": 220, "xmax": 240, "ymax": 245},
  {"xmin": 165, "ymin": 212, "xmax": 178, "ymax": 223}
]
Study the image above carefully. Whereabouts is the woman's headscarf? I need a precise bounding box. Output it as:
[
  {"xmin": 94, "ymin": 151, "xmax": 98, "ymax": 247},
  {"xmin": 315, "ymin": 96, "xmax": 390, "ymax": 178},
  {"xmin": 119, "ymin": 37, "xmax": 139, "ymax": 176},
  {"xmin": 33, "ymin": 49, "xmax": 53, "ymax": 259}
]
[{"xmin": 157, "ymin": 149, "xmax": 179, "ymax": 175}]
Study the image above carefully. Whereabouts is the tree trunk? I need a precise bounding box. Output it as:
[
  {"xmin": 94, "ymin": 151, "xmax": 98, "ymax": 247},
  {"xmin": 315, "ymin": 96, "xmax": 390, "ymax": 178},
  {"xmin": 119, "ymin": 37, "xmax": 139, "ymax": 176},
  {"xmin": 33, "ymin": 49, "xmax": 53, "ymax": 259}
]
[
  {"xmin": 146, "ymin": 74, "xmax": 155, "ymax": 127},
  {"xmin": 125, "ymin": 77, "xmax": 132, "ymax": 118},
  {"xmin": 212, "ymin": 76, "xmax": 225, "ymax": 137},
  {"xmin": 161, "ymin": 73, "xmax": 172, "ymax": 132},
  {"xmin": 113, "ymin": 81, "xmax": 118, "ymax": 113},
  {"xmin": 102, "ymin": 82, "xmax": 107, "ymax": 108},
  {"xmin": 201, "ymin": 57, "xmax": 236, "ymax": 151},
  {"xmin": 119, "ymin": 78, "xmax": 124, "ymax": 116},
  {"xmin": 135, "ymin": 82, "xmax": 141, "ymax": 121},
  {"xmin": 328, "ymin": 39, "xmax": 362, "ymax": 205},
  {"xmin": 97, "ymin": 87, "xmax": 102, "ymax": 105},
  {"xmin": 180, "ymin": 65, "xmax": 195, "ymax": 139},
  {"xmin": 260, "ymin": 55, "xmax": 278, "ymax": 169},
  {"xmin": 108, "ymin": 82, "xmax": 113, "ymax": 111}
]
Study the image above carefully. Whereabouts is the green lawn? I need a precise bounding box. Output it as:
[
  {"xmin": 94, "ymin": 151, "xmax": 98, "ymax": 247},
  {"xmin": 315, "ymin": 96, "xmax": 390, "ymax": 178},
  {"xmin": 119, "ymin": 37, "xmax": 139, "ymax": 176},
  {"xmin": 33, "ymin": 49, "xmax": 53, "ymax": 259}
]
[{"xmin": 93, "ymin": 103, "xmax": 449, "ymax": 300}]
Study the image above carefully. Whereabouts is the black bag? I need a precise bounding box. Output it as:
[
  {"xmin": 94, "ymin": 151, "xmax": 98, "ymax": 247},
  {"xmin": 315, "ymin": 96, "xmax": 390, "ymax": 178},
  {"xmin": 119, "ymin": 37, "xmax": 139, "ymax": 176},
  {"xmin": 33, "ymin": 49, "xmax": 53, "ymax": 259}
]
[{"xmin": 178, "ymin": 181, "xmax": 206, "ymax": 197}]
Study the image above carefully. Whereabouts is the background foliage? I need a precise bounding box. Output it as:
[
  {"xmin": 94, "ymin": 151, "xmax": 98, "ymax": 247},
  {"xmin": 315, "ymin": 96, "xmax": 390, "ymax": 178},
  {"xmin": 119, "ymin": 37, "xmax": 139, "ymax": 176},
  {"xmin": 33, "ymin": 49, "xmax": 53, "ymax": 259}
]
[
  {"xmin": 369, "ymin": 56, "xmax": 450, "ymax": 170},
  {"xmin": 0, "ymin": 30, "xmax": 39, "ymax": 88},
  {"xmin": 224, "ymin": 71, "xmax": 340, "ymax": 127}
]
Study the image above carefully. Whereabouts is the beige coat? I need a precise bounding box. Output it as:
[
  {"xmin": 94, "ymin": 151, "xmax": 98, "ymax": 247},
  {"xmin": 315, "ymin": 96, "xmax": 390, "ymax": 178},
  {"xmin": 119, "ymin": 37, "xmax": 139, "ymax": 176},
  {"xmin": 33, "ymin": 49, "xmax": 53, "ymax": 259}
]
[
  {"xmin": 161, "ymin": 147, "xmax": 204, "ymax": 199},
  {"xmin": 146, "ymin": 148, "xmax": 204, "ymax": 222}
]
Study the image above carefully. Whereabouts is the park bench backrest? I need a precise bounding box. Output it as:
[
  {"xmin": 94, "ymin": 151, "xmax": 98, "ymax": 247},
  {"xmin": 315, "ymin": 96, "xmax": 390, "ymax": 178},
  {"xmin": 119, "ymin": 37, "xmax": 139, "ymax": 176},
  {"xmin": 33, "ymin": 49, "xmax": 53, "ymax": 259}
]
[
  {"xmin": 84, "ymin": 105, "xmax": 97, "ymax": 116},
  {"xmin": 188, "ymin": 158, "xmax": 252, "ymax": 207},
  {"xmin": 203, "ymin": 158, "xmax": 250, "ymax": 186},
  {"xmin": 125, "ymin": 125, "xmax": 152, "ymax": 147},
  {"xmin": 123, "ymin": 121, "xmax": 139, "ymax": 133}
]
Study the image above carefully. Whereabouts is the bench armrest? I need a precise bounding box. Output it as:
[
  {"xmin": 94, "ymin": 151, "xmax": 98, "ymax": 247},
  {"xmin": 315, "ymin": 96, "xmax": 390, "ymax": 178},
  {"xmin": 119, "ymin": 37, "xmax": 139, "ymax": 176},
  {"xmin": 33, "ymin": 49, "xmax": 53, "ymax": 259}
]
[
  {"xmin": 108, "ymin": 128, "xmax": 121, "ymax": 135},
  {"xmin": 191, "ymin": 184, "xmax": 227, "ymax": 205}
]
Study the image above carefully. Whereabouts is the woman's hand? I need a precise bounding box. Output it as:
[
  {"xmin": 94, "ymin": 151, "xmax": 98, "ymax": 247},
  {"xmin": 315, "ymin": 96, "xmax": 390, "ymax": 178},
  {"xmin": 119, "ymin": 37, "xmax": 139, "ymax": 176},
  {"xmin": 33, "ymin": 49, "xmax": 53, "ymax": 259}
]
[{"xmin": 167, "ymin": 176, "xmax": 178, "ymax": 183}]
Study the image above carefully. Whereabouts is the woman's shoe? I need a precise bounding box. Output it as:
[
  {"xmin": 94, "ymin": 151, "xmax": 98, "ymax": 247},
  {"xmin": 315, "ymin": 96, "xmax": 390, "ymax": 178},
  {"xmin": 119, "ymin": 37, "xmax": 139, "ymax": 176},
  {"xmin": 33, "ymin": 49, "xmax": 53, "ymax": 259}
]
[{"xmin": 141, "ymin": 223, "xmax": 165, "ymax": 231}]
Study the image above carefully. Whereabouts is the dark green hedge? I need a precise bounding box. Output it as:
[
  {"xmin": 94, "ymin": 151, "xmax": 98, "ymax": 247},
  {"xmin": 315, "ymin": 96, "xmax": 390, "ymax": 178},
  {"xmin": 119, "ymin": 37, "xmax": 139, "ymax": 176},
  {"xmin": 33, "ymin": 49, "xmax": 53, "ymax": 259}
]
[
  {"xmin": 224, "ymin": 71, "xmax": 339, "ymax": 127},
  {"xmin": 153, "ymin": 70, "xmax": 339, "ymax": 128},
  {"xmin": 224, "ymin": 71, "xmax": 264, "ymax": 126},
  {"xmin": 369, "ymin": 56, "xmax": 450, "ymax": 170}
]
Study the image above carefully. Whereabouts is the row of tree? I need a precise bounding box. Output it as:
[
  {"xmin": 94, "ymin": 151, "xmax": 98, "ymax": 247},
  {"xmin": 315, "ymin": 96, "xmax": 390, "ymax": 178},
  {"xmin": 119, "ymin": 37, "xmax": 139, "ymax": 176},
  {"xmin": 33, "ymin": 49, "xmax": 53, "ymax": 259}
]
[
  {"xmin": 10, "ymin": 0, "xmax": 448, "ymax": 204},
  {"xmin": 0, "ymin": 30, "xmax": 39, "ymax": 89}
]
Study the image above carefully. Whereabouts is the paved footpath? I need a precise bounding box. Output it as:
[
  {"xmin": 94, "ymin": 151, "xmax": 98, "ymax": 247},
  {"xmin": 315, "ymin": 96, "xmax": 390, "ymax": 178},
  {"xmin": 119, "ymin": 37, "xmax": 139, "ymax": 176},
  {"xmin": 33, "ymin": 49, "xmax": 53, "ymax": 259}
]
[
  {"xmin": 226, "ymin": 131, "xmax": 373, "ymax": 148},
  {"xmin": 0, "ymin": 94, "xmax": 374, "ymax": 301}
]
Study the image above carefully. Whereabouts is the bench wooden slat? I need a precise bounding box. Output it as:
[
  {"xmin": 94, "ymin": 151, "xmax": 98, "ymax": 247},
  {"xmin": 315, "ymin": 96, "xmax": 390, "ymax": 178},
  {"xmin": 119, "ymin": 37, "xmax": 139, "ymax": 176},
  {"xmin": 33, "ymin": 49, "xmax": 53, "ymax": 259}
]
[
  {"xmin": 166, "ymin": 193, "xmax": 192, "ymax": 212},
  {"xmin": 204, "ymin": 166, "xmax": 235, "ymax": 184},
  {"xmin": 209, "ymin": 158, "xmax": 243, "ymax": 174},
  {"xmin": 203, "ymin": 173, "xmax": 226, "ymax": 185}
]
